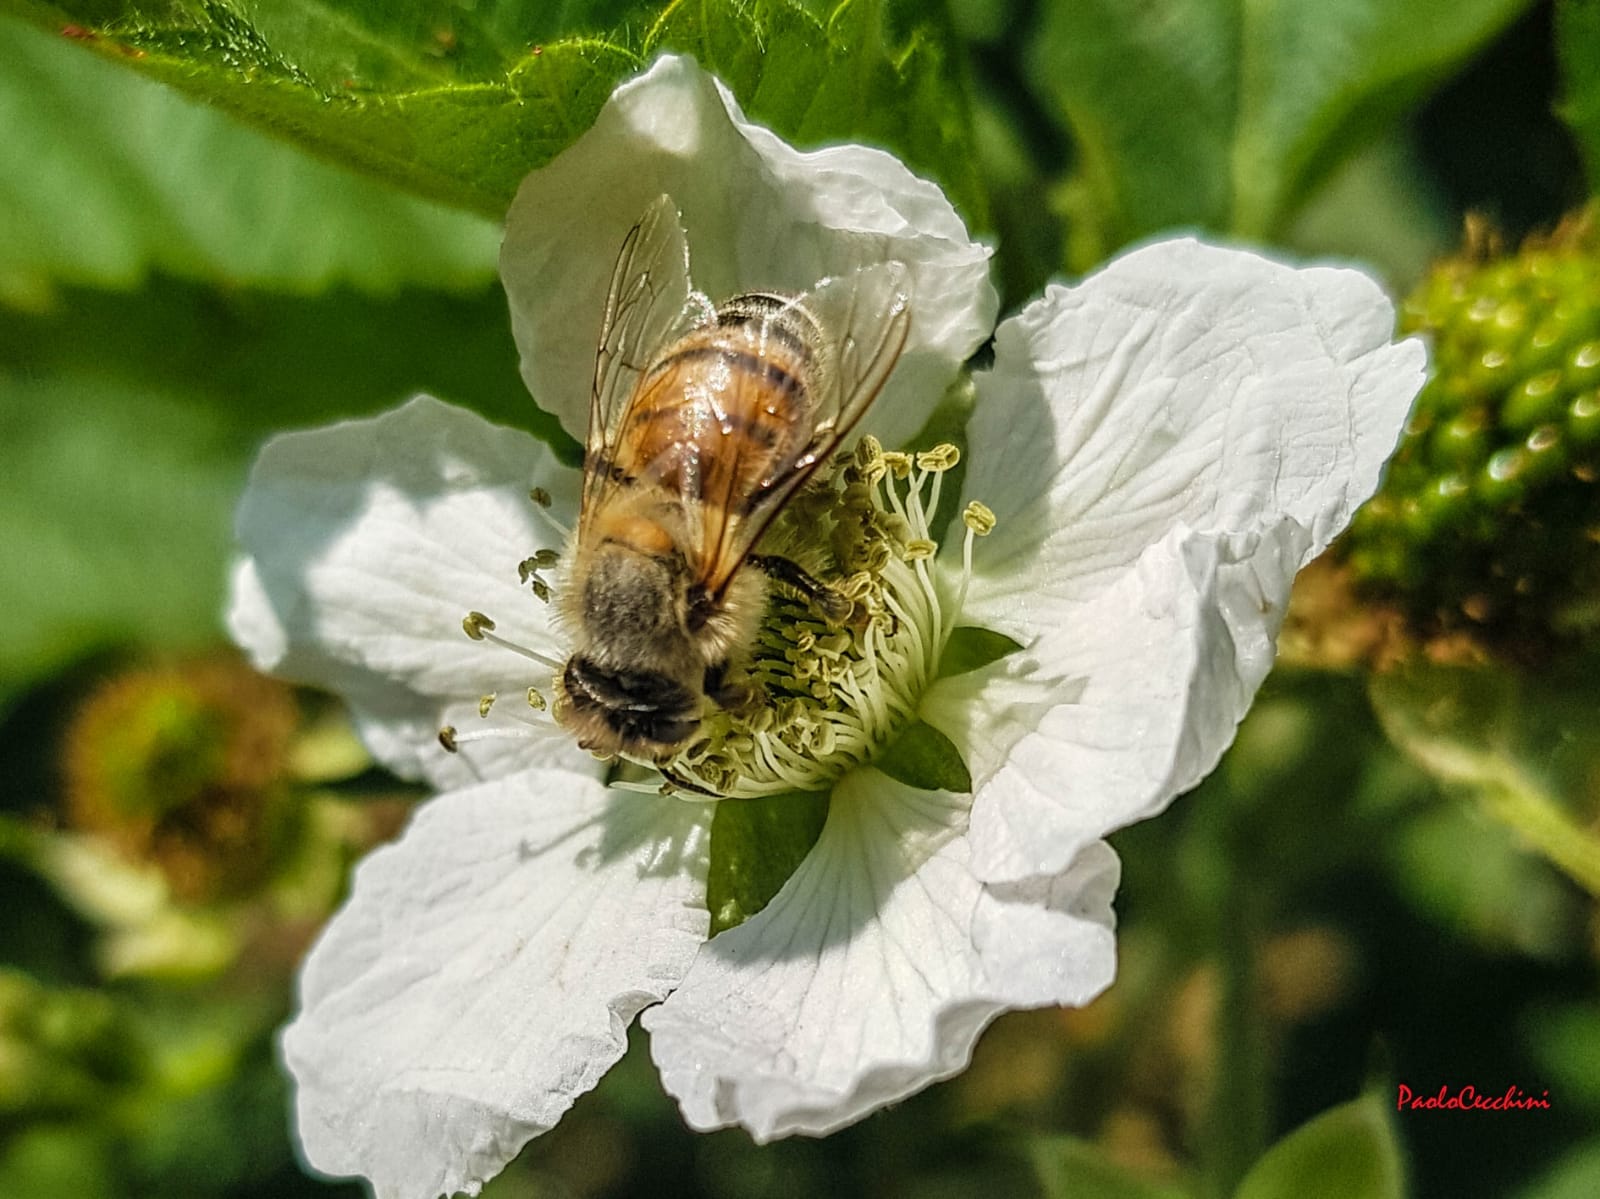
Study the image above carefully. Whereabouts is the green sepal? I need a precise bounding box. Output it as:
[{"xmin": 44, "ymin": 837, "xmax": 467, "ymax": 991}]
[
  {"xmin": 938, "ymin": 626, "xmax": 1022, "ymax": 679},
  {"xmin": 704, "ymin": 790, "xmax": 829, "ymax": 936},
  {"xmin": 873, "ymin": 719, "xmax": 971, "ymax": 793}
]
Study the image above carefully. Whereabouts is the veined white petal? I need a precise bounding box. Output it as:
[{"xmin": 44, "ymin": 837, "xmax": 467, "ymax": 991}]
[
  {"xmin": 644, "ymin": 769, "xmax": 1117, "ymax": 1140},
  {"xmin": 925, "ymin": 521, "xmax": 1309, "ymax": 883},
  {"xmin": 960, "ymin": 237, "xmax": 1425, "ymax": 635},
  {"xmin": 501, "ymin": 54, "xmax": 996, "ymax": 450},
  {"xmin": 228, "ymin": 396, "xmax": 587, "ymax": 787},
  {"xmin": 284, "ymin": 766, "xmax": 711, "ymax": 1199}
]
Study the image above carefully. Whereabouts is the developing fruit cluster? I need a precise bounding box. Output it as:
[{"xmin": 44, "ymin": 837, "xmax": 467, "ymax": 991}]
[{"xmin": 1345, "ymin": 215, "xmax": 1600, "ymax": 649}]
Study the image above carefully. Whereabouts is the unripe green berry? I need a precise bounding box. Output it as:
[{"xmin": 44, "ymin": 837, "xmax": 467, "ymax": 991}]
[{"xmin": 1343, "ymin": 210, "xmax": 1600, "ymax": 649}]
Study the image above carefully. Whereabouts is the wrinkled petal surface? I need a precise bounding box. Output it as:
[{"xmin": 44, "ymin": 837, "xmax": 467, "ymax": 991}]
[
  {"xmin": 644, "ymin": 769, "xmax": 1118, "ymax": 1139},
  {"xmin": 961, "ymin": 237, "xmax": 1425, "ymax": 633},
  {"xmin": 926, "ymin": 522, "xmax": 1307, "ymax": 882},
  {"xmin": 501, "ymin": 54, "xmax": 997, "ymax": 449},
  {"xmin": 935, "ymin": 238, "xmax": 1423, "ymax": 881},
  {"xmin": 285, "ymin": 766, "xmax": 711, "ymax": 1199},
  {"xmin": 228, "ymin": 396, "xmax": 585, "ymax": 788}
]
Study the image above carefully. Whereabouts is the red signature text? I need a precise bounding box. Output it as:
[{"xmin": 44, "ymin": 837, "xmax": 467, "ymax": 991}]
[{"xmin": 1397, "ymin": 1084, "xmax": 1550, "ymax": 1112}]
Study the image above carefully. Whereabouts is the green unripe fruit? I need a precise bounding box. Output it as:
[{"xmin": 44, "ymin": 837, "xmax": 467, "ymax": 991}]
[{"xmin": 1346, "ymin": 212, "xmax": 1600, "ymax": 649}]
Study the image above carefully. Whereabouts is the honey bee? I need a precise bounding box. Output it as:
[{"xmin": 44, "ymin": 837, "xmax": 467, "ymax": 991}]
[{"xmin": 553, "ymin": 194, "xmax": 912, "ymax": 760}]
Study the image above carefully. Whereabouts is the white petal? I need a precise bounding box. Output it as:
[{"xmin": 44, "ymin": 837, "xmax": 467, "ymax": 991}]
[
  {"xmin": 960, "ymin": 237, "xmax": 1425, "ymax": 636},
  {"xmin": 500, "ymin": 54, "xmax": 997, "ymax": 449},
  {"xmin": 925, "ymin": 521, "xmax": 1308, "ymax": 883},
  {"xmin": 228, "ymin": 396, "xmax": 588, "ymax": 788},
  {"xmin": 284, "ymin": 767, "xmax": 712, "ymax": 1199},
  {"xmin": 643, "ymin": 769, "xmax": 1117, "ymax": 1140}
]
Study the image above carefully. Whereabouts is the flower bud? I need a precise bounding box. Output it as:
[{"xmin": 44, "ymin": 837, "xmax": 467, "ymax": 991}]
[{"xmin": 62, "ymin": 656, "xmax": 301, "ymax": 903}]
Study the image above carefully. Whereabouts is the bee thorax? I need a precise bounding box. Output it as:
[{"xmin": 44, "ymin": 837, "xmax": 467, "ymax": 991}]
[{"xmin": 579, "ymin": 544, "xmax": 685, "ymax": 650}]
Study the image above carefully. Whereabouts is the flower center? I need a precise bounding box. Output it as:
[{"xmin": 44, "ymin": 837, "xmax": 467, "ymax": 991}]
[
  {"xmin": 662, "ymin": 437, "xmax": 992, "ymax": 798},
  {"xmin": 441, "ymin": 439, "xmax": 994, "ymax": 799}
]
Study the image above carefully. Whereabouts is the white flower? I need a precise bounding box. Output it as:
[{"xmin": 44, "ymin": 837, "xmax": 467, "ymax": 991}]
[{"xmin": 227, "ymin": 54, "xmax": 1425, "ymax": 1199}]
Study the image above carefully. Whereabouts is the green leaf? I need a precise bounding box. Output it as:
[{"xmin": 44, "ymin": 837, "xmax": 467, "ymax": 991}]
[
  {"xmin": 1558, "ymin": 0, "xmax": 1600, "ymax": 187},
  {"xmin": 0, "ymin": 277, "xmax": 576, "ymax": 455},
  {"xmin": 704, "ymin": 790, "xmax": 829, "ymax": 935},
  {"xmin": 1523, "ymin": 1002, "xmax": 1600, "ymax": 1112},
  {"xmin": 0, "ymin": 373, "xmax": 243, "ymax": 690},
  {"xmin": 1030, "ymin": 0, "xmax": 1532, "ymax": 260},
  {"xmin": 873, "ymin": 719, "xmax": 971, "ymax": 793},
  {"xmin": 0, "ymin": 14, "xmax": 499, "ymax": 303},
  {"xmin": 5, "ymin": 0, "xmax": 981, "ymax": 222},
  {"xmin": 1370, "ymin": 661, "xmax": 1600, "ymax": 899},
  {"xmin": 1028, "ymin": 1134, "xmax": 1193, "ymax": 1199},
  {"xmin": 1233, "ymin": 1093, "xmax": 1406, "ymax": 1199},
  {"xmin": 1515, "ymin": 1136, "xmax": 1600, "ymax": 1199},
  {"xmin": 0, "ymin": 278, "xmax": 577, "ymax": 695}
]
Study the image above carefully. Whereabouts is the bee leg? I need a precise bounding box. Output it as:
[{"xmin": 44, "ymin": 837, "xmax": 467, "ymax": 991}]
[
  {"xmin": 703, "ymin": 661, "xmax": 763, "ymax": 714},
  {"xmin": 749, "ymin": 554, "xmax": 852, "ymax": 624}
]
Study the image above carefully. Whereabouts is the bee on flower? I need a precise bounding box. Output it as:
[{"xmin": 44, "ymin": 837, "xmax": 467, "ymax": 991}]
[{"xmin": 227, "ymin": 54, "xmax": 1425, "ymax": 1199}]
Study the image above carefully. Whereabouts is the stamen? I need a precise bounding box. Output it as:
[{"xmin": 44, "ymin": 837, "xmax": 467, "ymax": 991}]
[
  {"xmin": 461, "ymin": 609, "xmax": 564, "ymax": 671},
  {"xmin": 479, "ymin": 693, "xmax": 497, "ymax": 717},
  {"xmin": 439, "ymin": 725, "xmax": 545, "ymax": 751}
]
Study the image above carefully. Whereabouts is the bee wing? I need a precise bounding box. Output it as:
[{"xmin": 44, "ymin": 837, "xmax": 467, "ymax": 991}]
[
  {"xmin": 701, "ymin": 260, "xmax": 913, "ymax": 598},
  {"xmin": 584, "ymin": 194, "xmax": 713, "ymax": 531}
]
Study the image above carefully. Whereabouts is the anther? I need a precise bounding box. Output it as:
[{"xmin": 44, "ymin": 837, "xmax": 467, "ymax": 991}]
[
  {"xmin": 533, "ymin": 549, "xmax": 560, "ymax": 569},
  {"xmin": 963, "ymin": 501, "xmax": 997, "ymax": 536},
  {"xmin": 531, "ymin": 579, "xmax": 551, "ymax": 603},
  {"xmin": 881, "ymin": 451, "xmax": 913, "ymax": 479},
  {"xmin": 915, "ymin": 443, "xmax": 960, "ymax": 472},
  {"xmin": 904, "ymin": 538, "xmax": 936, "ymax": 560},
  {"xmin": 463, "ymin": 611, "xmax": 496, "ymax": 640},
  {"xmin": 841, "ymin": 571, "xmax": 876, "ymax": 601},
  {"xmin": 438, "ymin": 726, "xmax": 459, "ymax": 752},
  {"xmin": 529, "ymin": 487, "xmax": 553, "ymax": 508},
  {"xmin": 526, "ymin": 687, "xmax": 547, "ymax": 711},
  {"xmin": 479, "ymin": 693, "xmax": 497, "ymax": 717}
]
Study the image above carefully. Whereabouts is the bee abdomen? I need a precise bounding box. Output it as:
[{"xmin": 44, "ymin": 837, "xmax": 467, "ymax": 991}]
[
  {"xmin": 716, "ymin": 291, "xmax": 819, "ymax": 363},
  {"xmin": 648, "ymin": 345, "xmax": 805, "ymax": 413},
  {"xmin": 563, "ymin": 656, "xmax": 701, "ymax": 751}
]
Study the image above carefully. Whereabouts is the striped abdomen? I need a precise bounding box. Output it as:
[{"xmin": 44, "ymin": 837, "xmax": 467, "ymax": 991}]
[{"xmin": 611, "ymin": 293, "xmax": 821, "ymax": 516}]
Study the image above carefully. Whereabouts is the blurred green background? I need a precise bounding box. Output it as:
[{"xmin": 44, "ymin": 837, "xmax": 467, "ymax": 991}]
[{"xmin": 3, "ymin": 1, "xmax": 1600, "ymax": 1197}]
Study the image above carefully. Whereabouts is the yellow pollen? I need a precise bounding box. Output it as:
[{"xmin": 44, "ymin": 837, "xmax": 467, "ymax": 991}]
[
  {"xmin": 963, "ymin": 501, "xmax": 997, "ymax": 536},
  {"xmin": 915, "ymin": 443, "xmax": 960, "ymax": 472}
]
